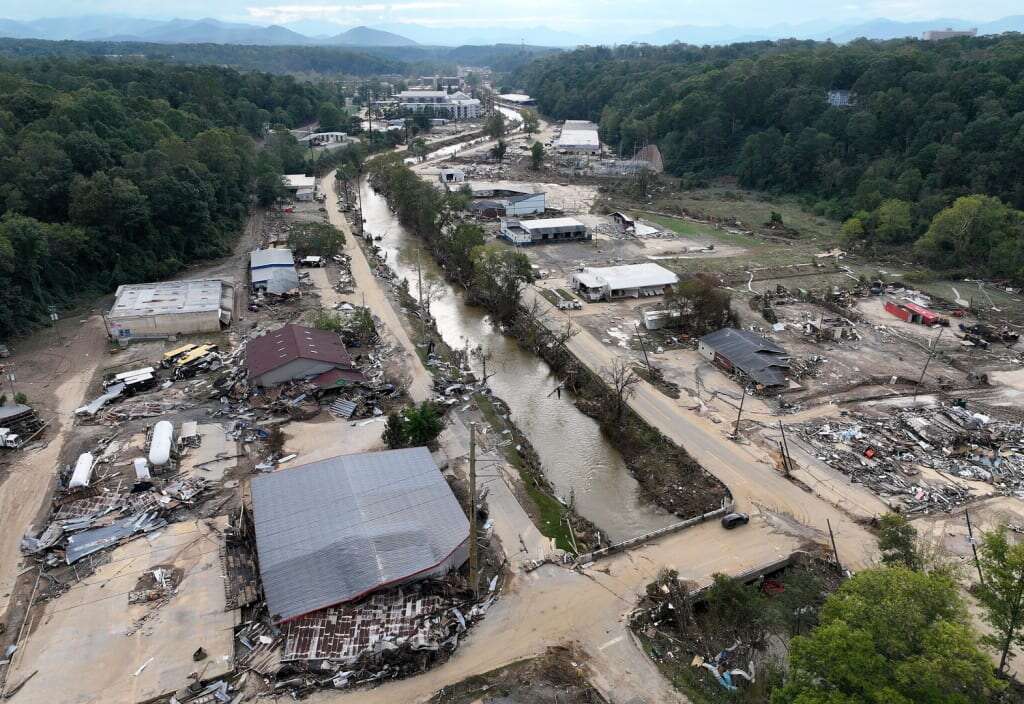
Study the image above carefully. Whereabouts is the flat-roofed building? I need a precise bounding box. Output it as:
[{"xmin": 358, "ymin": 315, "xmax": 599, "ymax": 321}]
[
  {"xmin": 104, "ymin": 279, "xmax": 234, "ymax": 341},
  {"xmin": 283, "ymin": 174, "xmax": 315, "ymax": 193},
  {"xmin": 556, "ymin": 120, "xmax": 601, "ymax": 155},
  {"xmin": 499, "ymin": 216, "xmax": 587, "ymax": 245},
  {"xmin": 395, "ymin": 90, "xmax": 481, "ymax": 120},
  {"xmin": 923, "ymin": 27, "xmax": 977, "ymax": 40},
  {"xmin": 570, "ymin": 263, "xmax": 678, "ymax": 301}
]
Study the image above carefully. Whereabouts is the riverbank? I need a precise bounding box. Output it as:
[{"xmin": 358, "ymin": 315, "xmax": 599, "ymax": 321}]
[
  {"xmin": 511, "ymin": 303, "xmax": 730, "ymax": 518},
  {"xmin": 350, "ymin": 222, "xmax": 603, "ymax": 553}
]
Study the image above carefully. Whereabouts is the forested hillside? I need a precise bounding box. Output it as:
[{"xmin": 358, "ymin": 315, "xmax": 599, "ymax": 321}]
[
  {"xmin": 0, "ymin": 39, "xmax": 409, "ymax": 76},
  {"xmin": 0, "ymin": 58, "xmax": 330, "ymax": 338},
  {"xmin": 518, "ymin": 37, "xmax": 1024, "ymax": 279}
]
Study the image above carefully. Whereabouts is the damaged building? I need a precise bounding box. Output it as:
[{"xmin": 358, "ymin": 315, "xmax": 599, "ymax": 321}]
[
  {"xmin": 103, "ymin": 279, "xmax": 234, "ymax": 341},
  {"xmin": 699, "ymin": 328, "xmax": 791, "ymax": 390},
  {"xmin": 246, "ymin": 323, "xmax": 365, "ymax": 389},
  {"xmin": 250, "ymin": 248, "xmax": 300, "ymax": 296},
  {"xmin": 250, "ymin": 447, "xmax": 470, "ymax": 623}
]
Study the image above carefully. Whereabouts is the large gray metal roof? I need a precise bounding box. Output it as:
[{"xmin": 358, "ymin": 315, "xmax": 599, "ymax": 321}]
[
  {"xmin": 251, "ymin": 447, "xmax": 469, "ymax": 622},
  {"xmin": 108, "ymin": 279, "xmax": 226, "ymax": 318},
  {"xmin": 700, "ymin": 328, "xmax": 790, "ymax": 387}
]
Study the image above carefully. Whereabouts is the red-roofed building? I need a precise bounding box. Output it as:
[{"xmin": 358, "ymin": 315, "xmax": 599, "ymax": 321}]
[{"xmin": 246, "ymin": 324, "xmax": 364, "ymax": 388}]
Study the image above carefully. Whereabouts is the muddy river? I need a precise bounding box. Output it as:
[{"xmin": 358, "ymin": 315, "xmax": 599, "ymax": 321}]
[{"xmin": 358, "ymin": 178, "xmax": 674, "ymax": 541}]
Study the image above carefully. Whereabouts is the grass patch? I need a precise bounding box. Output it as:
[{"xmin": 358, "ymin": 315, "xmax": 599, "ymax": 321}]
[
  {"xmin": 538, "ymin": 288, "xmax": 561, "ymax": 306},
  {"xmin": 475, "ymin": 393, "xmax": 574, "ymax": 552}
]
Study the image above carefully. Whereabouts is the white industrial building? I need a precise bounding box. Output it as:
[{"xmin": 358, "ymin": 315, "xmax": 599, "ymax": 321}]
[
  {"xmin": 438, "ymin": 168, "xmax": 466, "ymax": 184},
  {"xmin": 570, "ymin": 263, "xmax": 678, "ymax": 301},
  {"xmin": 394, "ymin": 90, "xmax": 481, "ymax": 120},
  {"xmin": 556, "ymin": 120, "xmax": 601, "ymax": 155},
  {"xmin": 499, "ymin": 216, "xmax": 587, "ymax": 245},
  {"xmin": 283, "ymin": 174, "xmax": 315, "ymax": 192},
  {"xmin": 104, "ymin": 279, "xmax": 234, "ymax": 341}
]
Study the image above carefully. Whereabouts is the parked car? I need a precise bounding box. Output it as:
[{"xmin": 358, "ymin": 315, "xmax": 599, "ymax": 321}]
[{"xmin": 721, "ymin": 512, "xmax": 750, "ymax": 529}]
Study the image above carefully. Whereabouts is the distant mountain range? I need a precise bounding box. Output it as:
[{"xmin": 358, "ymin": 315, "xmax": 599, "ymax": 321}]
[
  {"xmin": 0, "ymin": 16, "xmax": 418, "ymax": 47},
  {"xmin": 0, "ymin": 14, "xmax": 1022, "ymax": 48}
]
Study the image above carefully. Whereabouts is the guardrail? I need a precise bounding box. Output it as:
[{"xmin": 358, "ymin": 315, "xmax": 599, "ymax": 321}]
[{"xmin": 577, "ymin": 499, "xmax": 734, "ymax": 564}]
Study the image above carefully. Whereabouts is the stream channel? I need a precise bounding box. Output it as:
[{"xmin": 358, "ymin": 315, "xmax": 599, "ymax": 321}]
[{"xmin": 358, "ymin": 173, "xmax": 675, "ymax": 541}]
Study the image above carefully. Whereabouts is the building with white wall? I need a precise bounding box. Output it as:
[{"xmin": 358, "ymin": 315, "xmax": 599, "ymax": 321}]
[
  {"xmin": 500, "ymin": 216, "xmax": 587, "ymax": 245},
  {"xmin": 394, "ymin": 90, "xmax": 481, "ymax": 120},
  {"xmin": 570, "ymin": 263, "xmax": 678, "ymax": 301},
  {"xmin": 105, "ymin": 279, "xmax": 234, "ymax": 340}
]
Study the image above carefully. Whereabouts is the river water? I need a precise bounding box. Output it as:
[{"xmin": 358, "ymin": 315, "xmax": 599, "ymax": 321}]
[{"xmin": 358, "ymin": 176, "xmax": 675, "ymax": 541}]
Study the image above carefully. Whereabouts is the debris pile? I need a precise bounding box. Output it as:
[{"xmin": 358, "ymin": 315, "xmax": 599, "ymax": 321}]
[{"xmin": 794, "ymin": 403, "xmax": 1024, "ymax": 512}]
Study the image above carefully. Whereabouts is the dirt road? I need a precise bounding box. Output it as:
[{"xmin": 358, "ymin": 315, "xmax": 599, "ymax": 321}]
[
  {"xmin": 0, "ymin": 316, "xmax": 107, "ymax": 626},
  {"xmin": 322, "ymin": 174, "xmax": 433, "ymax": 402},
  {"xmin": 313, "ymin": 517, "xmax": 801, "ymax": 704}
]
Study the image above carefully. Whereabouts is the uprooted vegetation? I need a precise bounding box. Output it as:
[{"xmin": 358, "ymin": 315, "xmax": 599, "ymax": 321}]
[
  {"xmin": 429, "ymin": 646, "xmax": 606, "ymax": 704},
  {"xmin": 631, "ymin": 552, "xmax": 844, "ymax": 703}
]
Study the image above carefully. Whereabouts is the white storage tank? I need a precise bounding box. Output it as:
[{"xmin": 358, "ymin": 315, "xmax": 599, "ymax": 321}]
[
  {"xmin": 133, "ymin": 457, "xmax": 151, "ymax": 481},
  {"xmin": 69, "ymin": 452, "xmax": 94, "ymax": 489},
  {"xmin": 148, "ymin": 421, "xmax": 174, "ymax": 467}
]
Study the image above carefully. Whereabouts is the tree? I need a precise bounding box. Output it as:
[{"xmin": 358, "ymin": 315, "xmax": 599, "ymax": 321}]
[
  {"xmin": 915, "ymin": 195, "xmax": 1023, "ymax": 277},
  {"xmin": 484, "ymin": 111, "xmax": 505, "ymax": 139},
  {"xmin": 382, "ymin": 402, "xmax": 445, "ymax": 449},
  {"xmin": 774, "ymin": 567, "xmax": 1001, "ymax": 704},
  {"xmin": 491, "ymin": 139, "xmax": 507, "ymax": 163},
  {"xmin": 530, "ymin": 141, "xmax": 544, "ymax": 170},
  {"xmin": 877, "ymin": 513, "xmax": 921, "ymax": 570},
  {"xmin": 975, "ymin": 526, "xmax": 1024, "ymax": 672},
  {"xmin": 521, "ymin": 109, "xmax": 539, "ymax": 134},
  {"xmin": 664, "ymin": 274, "xmax": 736, "ymax": 335},
  {"xmin": 317, "ymin": 101, "xmax": 344, "ymax": 132},
  {"xmin": 470, "ymin": 244, "xmax": 532, "ymax": 322},
  {"xmin": 874, "ymin": 198, "xmax": 913, "ymax": 244},
  {"xmin": 603, "ymin": 356, "xmax": 639, "ymax": 422}
]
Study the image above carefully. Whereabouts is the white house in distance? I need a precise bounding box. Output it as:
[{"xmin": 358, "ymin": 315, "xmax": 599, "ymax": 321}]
[{"xmin": 570, "ymin": 263, "xmax": 678, "ymax": 302}]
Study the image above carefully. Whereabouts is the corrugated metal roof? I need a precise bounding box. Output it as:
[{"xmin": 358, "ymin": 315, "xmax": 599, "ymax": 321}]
[
  {"xmin": 251, "ymin": 447, "xmax": 469, "ymax": 622},
  {"xmin": 246, "ymin": 324, "xmax": 356, "ymax": 379},
  {"xmin": 700, "ymin": 328, "xmax": 790, "ymax": 387},
  {"xmin": 250, "ymin": 248, "xmax": 295, "ymax": 270}
]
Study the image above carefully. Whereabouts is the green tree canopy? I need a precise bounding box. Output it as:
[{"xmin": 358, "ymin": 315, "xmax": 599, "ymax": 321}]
[{"xmin": 773, "ymin": 567, "xmax": 1000, "ymax": 704}]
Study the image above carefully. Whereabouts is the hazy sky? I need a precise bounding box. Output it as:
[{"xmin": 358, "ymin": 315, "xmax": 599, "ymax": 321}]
[{"xmin": 1, "ymin": 0, "xmax": 1020, "ymax": 30}]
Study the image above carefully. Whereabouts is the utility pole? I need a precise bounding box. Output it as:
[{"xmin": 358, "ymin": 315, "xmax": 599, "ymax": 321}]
[
  {"xmin": 732, "ymin": 386, "xmax": 747, "ymax": 438},
  {"xmin": 965, "ymin": 509, "xmax": 985, "ymax": 587},
  {"xmin": 468, "ymin": 423, "xmax": 479, "ymax": 598},
  {"xmin": 913, "ymin": 326, "xmax": 944, "ymax": 403},
  {"xmin": 1000, "ymin": 567, "xmax": 1024, "ymax": 672},
  {"xmin": 827, "ymin": 518, "xmax": 842, "ymax": 573},
  {"xmin": 778, "ymin": 420, "xmax": 794, "ymax": 475},
  {"xmin": 634, "ymin": 323, "xmax": 652, "ymax": 375}
]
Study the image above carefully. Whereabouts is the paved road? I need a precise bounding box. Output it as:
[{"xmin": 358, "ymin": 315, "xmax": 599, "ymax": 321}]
[{"xmin": 322, "ymin": 173, "xmax": 433, "ymax": 402}]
